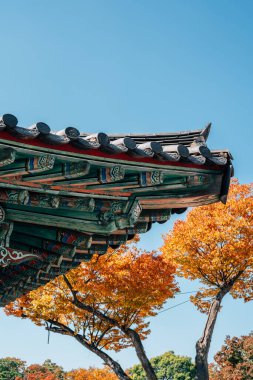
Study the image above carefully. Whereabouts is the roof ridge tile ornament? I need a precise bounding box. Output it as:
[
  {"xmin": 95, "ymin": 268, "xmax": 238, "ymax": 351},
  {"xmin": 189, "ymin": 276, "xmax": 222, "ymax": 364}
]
[
  {"xmin": 27, "ymin": 122, "xmax": 51, "ymax": 135},
  {"xmin": 41, "ymin": 132, "xmax": 70, "ymax": 144},
  {"xmin": 200, "ymin": 122, "xmax": 212, "ymax": 141},
  {"xmin": 0, "ymin": 112, "xmax": 233, "ymax": 305},
  {"xmin": 84, "ymin": 132, "xmax": 110, "ymax": 147},
  {"xmin": 111, "ymin": 137, "xmax": 136, "ymax": 151},
  {"xmin": 188, "ymin": 143, "xmax": 211, "ymax": 158},
  {"xmin": 137, "ymin": 141, "xmax": 163, "ymax": 156},
  {"xmin": 56, "ymin": 127, "xmax": 80, "ymax": 140},
  {"xmin": 0, "ymin": 114, "xmax": 18, "ymax": 130}
]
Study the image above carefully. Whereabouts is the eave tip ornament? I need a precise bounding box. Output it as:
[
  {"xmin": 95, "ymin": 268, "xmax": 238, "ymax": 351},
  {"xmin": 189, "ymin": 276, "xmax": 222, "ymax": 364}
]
[{"xmin": 0, "ymin": 113, "xmax": 234, "ymax": 305}]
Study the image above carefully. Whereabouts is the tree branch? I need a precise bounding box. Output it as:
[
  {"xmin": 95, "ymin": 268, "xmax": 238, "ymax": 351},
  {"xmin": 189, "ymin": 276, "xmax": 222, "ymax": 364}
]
[
  {"xmin": 46, "ymin": 319, "xmax": 131, "ymax": 380},
  {"xmin": 62, "ymin": 289, "xmax": 158, "ymax": 380}
]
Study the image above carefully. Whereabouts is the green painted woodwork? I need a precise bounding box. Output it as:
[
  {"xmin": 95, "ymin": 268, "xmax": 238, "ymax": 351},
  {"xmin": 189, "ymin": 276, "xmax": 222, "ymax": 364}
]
[{"xmin": 0, "ymin": 132, "xmax": 231, "ymax": 306}]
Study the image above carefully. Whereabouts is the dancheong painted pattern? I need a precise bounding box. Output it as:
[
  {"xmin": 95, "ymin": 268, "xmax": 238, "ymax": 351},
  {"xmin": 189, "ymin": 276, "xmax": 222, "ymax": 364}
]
[{"xmin": 0, "ymin": 113, "xmax": 233, "ymax": 305}]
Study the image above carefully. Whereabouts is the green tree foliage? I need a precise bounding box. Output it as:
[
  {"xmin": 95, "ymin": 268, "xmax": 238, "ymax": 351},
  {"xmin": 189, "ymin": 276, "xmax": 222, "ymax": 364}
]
[
  {"xmin": 128, "ymin": 351, "xmax": 196, "ymax": 380},
  {"xmin": 0, "ymin": 357, "xmax": 26, "ymax": 380}
]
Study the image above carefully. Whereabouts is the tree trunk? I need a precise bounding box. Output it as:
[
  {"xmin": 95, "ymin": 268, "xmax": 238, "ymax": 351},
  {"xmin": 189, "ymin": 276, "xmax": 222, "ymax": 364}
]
[
  {"xmin": 75, "ymin": 302, "xmax": 158, "ymax": 379},
  {"xmin": 195, "ymin": 288, "xmax": 228, "ymax": 380},
  {"xmin": 125, "ymin": 328, "xmax": 157, "ymax": 380},
  {"xmin": 65, "ymin": 282, "xmax": 158, "ymax": 380},
  {"xmin": 195, "ymin": 269, "xmax": 244, "ymax": 380},
  {"xmin": 74, "ymin": 334, "xmax": 131, "ymax": 380}
]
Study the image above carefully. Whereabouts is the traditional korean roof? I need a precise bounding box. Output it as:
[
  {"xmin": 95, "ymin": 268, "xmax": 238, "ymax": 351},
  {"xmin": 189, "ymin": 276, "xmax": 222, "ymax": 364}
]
[{"xmin": 0, "ymin": 113, "xmax": 233, "ymax": 306}]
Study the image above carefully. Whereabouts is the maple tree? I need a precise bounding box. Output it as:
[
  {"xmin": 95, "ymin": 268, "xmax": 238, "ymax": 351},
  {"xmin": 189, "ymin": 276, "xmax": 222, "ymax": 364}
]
[
  {"xmin": 6, "ymin": 238, "xmax": 178, "ymax": 380},
  {"xmin": 209, "ymin": 333, "xmax": 253, "ymax": 380},
  {"xmin": 66, "ymin": 366, "xmax": 118, "ymax": 380},
  {"xmin": 161, "ymin": 181, "xmax": 253, "ymax": 380},
  {"xmin": 15, "ymin": 359, "xmax": 65, "ymax": 380},
  {"xmin": 19, "ymin": 364, "xmax": 59, "ymax": 380}
]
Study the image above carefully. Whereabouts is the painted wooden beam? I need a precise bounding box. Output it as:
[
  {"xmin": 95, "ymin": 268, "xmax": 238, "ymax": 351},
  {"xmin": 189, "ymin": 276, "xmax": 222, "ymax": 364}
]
[
  {"xmin": 139, "ymin": 170, "xmax": 164, "ymax": 187},
  {"xmin": 138, "ymin": 209, "xmax": 171, "ymax": 222},
  {"xmin": 22, "ymin": 161, "xmax": 90, "ymax": 183},
  {"xmin": 127, "ymin": 222, "xmax": 151, "ymax": 234},
  {"xmin": 0, "ymin": 154, "xmax": 55, "ymax": 178},
  {"xmin": 11, "ymin": 232, "xmax": 76, "ymax": 258},
  {"xmin": 99, "ymin": 166, "xmax": 125, "ymax": 183},
  {"xmin": 13, "ymin": 223, "xmax": 92, "ymax": 248},
  {"xmin": 28, "ymin": 193, "xmax": 60, "ymax": 209},
  {"xmin": 0, "ymin": 222, "xmax": 14, "ymax": 247},
  {"xmin": 0, "ymin": 148, "xmax": 16, "ymax": 167},
  {"xmin": 0, "ymin": 246, "xmax": 41, "ymax": 267},
  {"xmin": 5, "ymin": 208, "xmax": 117, "ymax": 233},
  {"xmin": 0, "ymin": 206, "xmax": 5, "ymax": 222}
]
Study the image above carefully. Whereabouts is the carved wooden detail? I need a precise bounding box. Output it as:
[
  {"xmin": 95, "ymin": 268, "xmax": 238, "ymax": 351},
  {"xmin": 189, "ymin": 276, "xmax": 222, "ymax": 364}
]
[
  {"xmin": 0, "ymin": 247, "xmax": 41, "ymax": 267},
  {"xmin": 0, "ymin": 113, "xmax": 233, "ymax": 306},
  {"xmin": 99, "ymin": 166, "xmax": 125, "ymax": 183},
  {"xmin": 0, "ymin": 148, "xmax": 16, "ymax": 167},
  {"xmin": 26, "ymin": 155, "xmax": 55, "ymax": 173}
]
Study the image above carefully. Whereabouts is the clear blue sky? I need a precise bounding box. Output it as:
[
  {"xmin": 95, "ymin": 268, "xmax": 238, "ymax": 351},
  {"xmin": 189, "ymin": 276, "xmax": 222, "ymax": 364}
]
[{"xmin": 0, "ymin": 0, "xmax": 252, "ymax": 372}]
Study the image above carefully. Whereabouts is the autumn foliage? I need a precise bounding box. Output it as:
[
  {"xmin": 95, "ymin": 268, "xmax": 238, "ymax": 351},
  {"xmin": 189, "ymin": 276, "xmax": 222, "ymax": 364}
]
[
  {"xmin": 5, "ymin": 179, "xmax": 252, "ymax": 380},
  {"xmin": 66, "ymin": 366, "xmax": 118, "ymax": 380},
  {"xmin": 17, "ymin": 365, "xmax": 59, "ymax": 380},
  {"xmin": 161, "ymin": 180, "xmax": 253, "ymax": 312},
  {"xmin": 6, "ymin": 239, "xmax": 178, "ymax": 351},
  {"xmin": 5, "ymin": 238, "xmax": 178, "ymax": 379},
  {"xmin": 161, "ymin": 180, "xmax": 253, "ymax": 379},
  {"xmin": 209, "ymin": 333, "xmax": 253, "ymax": 380}
]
